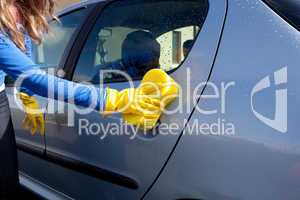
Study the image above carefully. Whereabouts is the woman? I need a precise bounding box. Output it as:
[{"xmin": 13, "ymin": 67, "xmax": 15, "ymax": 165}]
[{"xmin": 0, "ymin": 0, "xmax": 179, "ymax": 198}]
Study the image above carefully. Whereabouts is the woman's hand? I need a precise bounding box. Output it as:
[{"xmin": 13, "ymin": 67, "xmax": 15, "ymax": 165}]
[
  {"xmin": 17, "ymin": 93, "xmax": 45, "ymax": 135},
  {"xmin": 104, "ymin": 69, "xmax": 179, "ymax": 129}
]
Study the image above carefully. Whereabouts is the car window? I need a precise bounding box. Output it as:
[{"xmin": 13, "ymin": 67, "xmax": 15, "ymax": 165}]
[
  {"xmin": 73, "ymin": 0, "xmax": 209, "ymax": 84},
  {"xmin": 157, "ymin": 26, "xmax": 200, "ymax": 71},
  {"xmin": 5, "ymin": 8, "xmax": 89, "ymax": 86},
  {"xmin": 32, "ymin": 8, "xmax": 88, "ymax": 69}
]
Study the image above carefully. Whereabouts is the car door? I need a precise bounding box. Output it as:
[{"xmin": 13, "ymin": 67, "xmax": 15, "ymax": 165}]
[
  {"xmin": 7, "ymin": 5, "xmax": 91, "ymax": 182},
  {"xmin": 43, "ymin": 0, "xmax": 226, "ymax": 199},
  {"xmin": 145, "ymin": 0, "xmax": 300, "ymax": 199}
]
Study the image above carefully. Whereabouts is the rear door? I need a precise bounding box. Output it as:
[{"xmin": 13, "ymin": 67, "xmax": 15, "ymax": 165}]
[
  {"xmin": 6, "ymin": 5, "xmax": 90, "ymax": 179},
  {"xmin": 43, "ymin": 0, "xmax": 226, "ymax": 199}
]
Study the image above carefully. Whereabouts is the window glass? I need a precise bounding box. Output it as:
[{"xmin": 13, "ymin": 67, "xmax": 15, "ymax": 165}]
[
  {"xmin": 158, "ymin": 26, "xmax": 198, "ymax": 71},
  {"xmin": 32, "ymin": 8, "xmax": 88, "ymax": 69},
  {"xmin": 5, "ymin": 8, "xmax": 88, "ymax": 86},
  {"xmin": 73, "ymin": 0, "xmax": 209, "ymax": 84}
]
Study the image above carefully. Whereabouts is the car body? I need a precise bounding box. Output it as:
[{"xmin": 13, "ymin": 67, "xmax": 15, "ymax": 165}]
[{"xmin": 6, "ymin": 0, "xmax": 300, "ymax": 199}]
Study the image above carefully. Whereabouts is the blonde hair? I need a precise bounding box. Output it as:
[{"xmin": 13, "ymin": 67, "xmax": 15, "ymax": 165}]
[{"xmin": 0, "ymin": 0, "xmax": 56, "ymax": 51}]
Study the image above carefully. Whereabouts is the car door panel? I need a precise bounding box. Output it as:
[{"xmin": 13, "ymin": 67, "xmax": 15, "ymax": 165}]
[
  {"xmin": 42, "ymin": 0, "xmax": 227, "ymax": 199},
  {"xmin": 145, "ymin": 0, "xmax": 300, "ymax": 199}
]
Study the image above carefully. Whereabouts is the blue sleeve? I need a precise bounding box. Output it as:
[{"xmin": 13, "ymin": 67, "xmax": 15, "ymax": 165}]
[
  {"xmin": 20, "ymin": 33, "xmax": 34, "ymax": 96},
  {"xmin": 0, "ymin": 33, "xmax": 106, "ymax": 112}
]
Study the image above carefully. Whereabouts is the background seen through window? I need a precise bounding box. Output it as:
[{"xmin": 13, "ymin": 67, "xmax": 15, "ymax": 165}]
[{"xmin": 73, "ymin": 0, "xmax": 209, "ymax": 84}]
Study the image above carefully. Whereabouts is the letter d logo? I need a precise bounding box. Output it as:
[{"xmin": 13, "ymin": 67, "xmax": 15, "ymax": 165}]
[{"xmin": 251, "ymin": 67, "xmax": 287, "ymax": 133}]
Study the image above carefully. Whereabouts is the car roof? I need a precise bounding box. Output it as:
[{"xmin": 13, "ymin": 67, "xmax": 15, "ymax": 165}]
[{"xmin": 56, "ymin": 0, "xmax": 106, "ymax": 16}]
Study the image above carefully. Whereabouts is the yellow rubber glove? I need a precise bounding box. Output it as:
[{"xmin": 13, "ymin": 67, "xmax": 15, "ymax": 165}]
[
  {"xmin": 140, "ymin": 68, "xmax": 179, "ymax": 107},
  {"xmin": 104, "ymin": 69, "xmax": 179, "ymax": 129},
  {"xmin": 17, "ymin": 92, "xmax": 45, "ymax": 135}
]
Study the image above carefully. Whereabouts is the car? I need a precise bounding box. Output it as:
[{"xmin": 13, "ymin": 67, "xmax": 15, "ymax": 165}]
[{"xmin": 5, "ymin": 0, "xmax": 300, "ymax": 199}]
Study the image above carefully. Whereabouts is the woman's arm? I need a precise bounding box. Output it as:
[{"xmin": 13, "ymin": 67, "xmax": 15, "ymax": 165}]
[
  {"xmin": 0, "ymin": 33, "xmax": 106, "ymax": 111},
  {"xmin": 19, "ymin": 32, "xmax": 36, "ymax": 96}
]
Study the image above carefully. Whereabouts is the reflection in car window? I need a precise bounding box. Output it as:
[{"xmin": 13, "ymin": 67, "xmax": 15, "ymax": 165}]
[
  {"xmin": 73, "ymin": 0, "xmax": 209, "ymax": 84},
  {"xmin": 32, "ymin": 8, "xmax": 88, "ymax": 69},
  {"xmin": 157, "ymin": 26, "xmax": 198, "ymax": 71}
]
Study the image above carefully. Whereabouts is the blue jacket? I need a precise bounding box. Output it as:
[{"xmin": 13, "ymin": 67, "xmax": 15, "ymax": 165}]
[{"xmin": 0, "ymin": 32, "xmax": 106, "ymax": 111}]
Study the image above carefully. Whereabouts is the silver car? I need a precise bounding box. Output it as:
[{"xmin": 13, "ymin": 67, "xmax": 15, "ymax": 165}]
[{"xmin": 6, "ymin": 0, "xmax": 300, "ymax": 199}]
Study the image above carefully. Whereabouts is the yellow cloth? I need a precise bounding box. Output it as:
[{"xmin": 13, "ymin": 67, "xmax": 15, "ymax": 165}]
[
  {"xmin": 105, "ymin": 69, "xmax": 179, "ymax": 129},
  {"xmin": 17, "ymin": 93, "xmax": 45, "ymax": 135}
]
